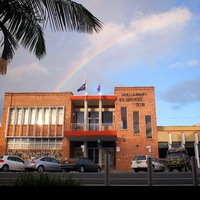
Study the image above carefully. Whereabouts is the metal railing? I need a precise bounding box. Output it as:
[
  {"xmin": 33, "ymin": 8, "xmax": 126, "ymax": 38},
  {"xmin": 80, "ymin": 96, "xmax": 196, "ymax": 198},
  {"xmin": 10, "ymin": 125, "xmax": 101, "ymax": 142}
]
[{"xmin": 71, "ymin": 123, "xmax": 115, "ymax": 131}]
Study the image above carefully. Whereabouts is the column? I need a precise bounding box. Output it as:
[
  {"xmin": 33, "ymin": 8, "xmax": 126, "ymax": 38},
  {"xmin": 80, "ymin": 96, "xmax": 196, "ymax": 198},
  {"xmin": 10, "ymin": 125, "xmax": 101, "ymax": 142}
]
[
  {"xmin": 181, "ymin": 132, "xmax": 185, "ymax": 148},
  {"xmin": 98, "ymin": 93, "xmax": 102, "ymax": 131},
  {"xmin": 168, "ymin": 132, "xmax": 172, "ymax": 149},
  {"xmin": 84, "ymin": 95, "xmax": 88, "ymax": 131},
  {"xmin": 194, "ymin": 132, "xmax": 200, "ymax": 168}
]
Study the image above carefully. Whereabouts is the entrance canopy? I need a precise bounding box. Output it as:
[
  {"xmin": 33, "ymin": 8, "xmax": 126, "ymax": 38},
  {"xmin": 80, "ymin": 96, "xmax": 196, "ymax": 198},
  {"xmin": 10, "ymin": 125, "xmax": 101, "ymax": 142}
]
[{"xmin": 64, "ymin": 130, "xmax": 117, "ymax": 141}]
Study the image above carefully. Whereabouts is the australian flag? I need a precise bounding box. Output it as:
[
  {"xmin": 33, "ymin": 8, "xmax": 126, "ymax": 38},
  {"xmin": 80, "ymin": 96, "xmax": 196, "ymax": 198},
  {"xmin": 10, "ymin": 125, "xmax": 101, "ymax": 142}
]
[
  {"xmin": 97, "ymin": 83, "xmax": 100, "ymax": 92},
  {"xmin": 77, "ymin": 82, "xmax": 86, "ymax": 92}
]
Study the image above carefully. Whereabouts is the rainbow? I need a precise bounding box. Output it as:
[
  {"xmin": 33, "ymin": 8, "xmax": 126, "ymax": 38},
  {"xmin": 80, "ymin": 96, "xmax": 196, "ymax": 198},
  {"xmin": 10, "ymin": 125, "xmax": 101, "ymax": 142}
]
[
  {"xmin": 52, "ymin": 31, "xmax": 133, "ymax": 92},
  {"xmin": 53, "ymin": 7, "xmax": 193, "ymax": 92}
]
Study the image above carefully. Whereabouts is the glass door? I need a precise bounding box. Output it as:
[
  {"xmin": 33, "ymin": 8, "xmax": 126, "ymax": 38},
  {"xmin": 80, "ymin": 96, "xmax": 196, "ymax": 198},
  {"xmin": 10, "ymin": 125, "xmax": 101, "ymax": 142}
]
[{"xmin": 88, "ymin": 148, "xmax": 99, "ymax": 164}]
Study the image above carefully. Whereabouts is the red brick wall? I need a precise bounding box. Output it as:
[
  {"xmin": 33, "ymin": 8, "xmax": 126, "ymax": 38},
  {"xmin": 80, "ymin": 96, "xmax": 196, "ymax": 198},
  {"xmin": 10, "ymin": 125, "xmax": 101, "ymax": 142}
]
[
  {"xmin": 0, "ymin": 92, "xmax": 72, "ymax": 158},
  {"xmin": 114, "ymin": 87, "xmax": 158, "ymax": 171},
  {"xmin": 0, "ymin": 89, "xmax": 159, "ymax": 171}
]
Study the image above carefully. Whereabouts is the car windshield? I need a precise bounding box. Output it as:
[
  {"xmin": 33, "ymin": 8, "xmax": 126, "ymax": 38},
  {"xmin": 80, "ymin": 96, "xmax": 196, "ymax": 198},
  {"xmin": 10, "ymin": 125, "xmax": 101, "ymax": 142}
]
[
  {"xmin": 166, "ymin": 152, "xmax": 182, "ymax": 159},
  {"xmin": 133, "ymin": 156, "xmax": 146, "ymax": 161}
]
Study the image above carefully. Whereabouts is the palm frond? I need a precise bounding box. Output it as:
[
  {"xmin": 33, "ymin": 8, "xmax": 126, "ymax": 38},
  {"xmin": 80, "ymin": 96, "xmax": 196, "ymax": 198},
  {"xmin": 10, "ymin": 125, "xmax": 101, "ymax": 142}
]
[{"xmin": 0, "ymin": 0, "xmax": 103, "ymax": 75}]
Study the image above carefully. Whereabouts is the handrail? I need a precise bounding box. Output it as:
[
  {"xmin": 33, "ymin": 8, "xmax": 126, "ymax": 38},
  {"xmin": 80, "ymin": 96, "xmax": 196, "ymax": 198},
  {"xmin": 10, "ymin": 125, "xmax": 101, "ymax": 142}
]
[{"xmin": 71, "ymin": 123, "xmax": 115, "ymax": 131}]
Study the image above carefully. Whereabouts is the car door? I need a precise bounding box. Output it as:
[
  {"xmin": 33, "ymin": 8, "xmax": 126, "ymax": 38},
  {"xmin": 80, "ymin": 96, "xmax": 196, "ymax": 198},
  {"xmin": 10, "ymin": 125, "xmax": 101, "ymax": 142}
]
[
  {"xmin": 8, "ymin": 156, "xmax": 24, "ymax": 171},
  {"xmin": 42, "ymin": 157, "xmax": 51, "ymax": 171},
  {"xmin": 85, "ymin": 158, "xmax": 96, "ymax": 172},
  {"xmin": 50, "ymin": 158, "xmax": 61, "ymax": 172},
  {"xmin": 15, "ymin": 157, "xmax": 25, "ymax": 171},
  {"xmin": 153, "ymin": 158, "xmax": 159, "ymax": 171},
  {"xmin": 7, "ymin": 156, "xmax": 17, "ymax": 171}
]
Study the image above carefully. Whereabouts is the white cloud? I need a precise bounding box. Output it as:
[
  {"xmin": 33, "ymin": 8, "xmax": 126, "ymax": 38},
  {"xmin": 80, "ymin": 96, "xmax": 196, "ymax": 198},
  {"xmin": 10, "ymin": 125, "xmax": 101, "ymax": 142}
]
[
  {"xmin": 8, "ymin": 63, "xmax": 48, "ymax": 79},
  {"xmin": 187, "ymin": 60, "xmax": 199, "ymax": 66}
]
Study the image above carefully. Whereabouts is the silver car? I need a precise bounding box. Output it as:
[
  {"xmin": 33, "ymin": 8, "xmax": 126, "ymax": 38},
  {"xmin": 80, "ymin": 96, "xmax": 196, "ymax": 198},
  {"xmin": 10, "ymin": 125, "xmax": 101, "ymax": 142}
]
[
  {"xmin": 0, "ymin": 155, "xmax": 26, "ymax": 172},
  {"xmin": 25, "ymin": 156, "xmax": 61, "ymax": 172}
]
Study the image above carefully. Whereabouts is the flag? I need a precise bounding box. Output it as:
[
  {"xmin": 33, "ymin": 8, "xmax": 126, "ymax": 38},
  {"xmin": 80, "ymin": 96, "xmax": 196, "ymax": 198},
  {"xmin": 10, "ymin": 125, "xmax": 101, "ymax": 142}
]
[
  {"xmin": 77, "ymin": 82, "xmax": 86, "ymax": 92},
  {"xmin": 97, "ymin": 83, "xmax": 100, "ymax": 92}
]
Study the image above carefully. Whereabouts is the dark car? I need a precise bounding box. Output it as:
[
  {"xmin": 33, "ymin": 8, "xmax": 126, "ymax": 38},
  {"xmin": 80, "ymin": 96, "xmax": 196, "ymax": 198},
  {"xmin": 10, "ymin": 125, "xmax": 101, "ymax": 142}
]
[
  {"xmin": 165, "ymin": 147, "xmax": 191, "ymax": 172},
  {"xmin": 61, "ymin": 157, "xmax": 101, "ymax": 173}
]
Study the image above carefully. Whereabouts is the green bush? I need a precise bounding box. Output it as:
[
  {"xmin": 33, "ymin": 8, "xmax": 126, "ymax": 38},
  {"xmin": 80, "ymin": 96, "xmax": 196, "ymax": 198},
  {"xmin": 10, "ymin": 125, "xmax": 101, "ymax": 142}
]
[{"xmin": 3, "ymin": 173, "xmax": 83, "ymax": 186}]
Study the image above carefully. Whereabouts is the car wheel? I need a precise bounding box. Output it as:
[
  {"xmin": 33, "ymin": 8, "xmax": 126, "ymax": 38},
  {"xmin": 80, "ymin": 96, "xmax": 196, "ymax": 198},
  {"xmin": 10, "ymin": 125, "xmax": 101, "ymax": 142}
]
[
  {"xmin": 2, "ymin": 165, "xmax": 9, "ymax": 172},
  {"xmin": 79, "ymin": 165, "xmax": 85, "ymax": 172},
  {"xmin": 62, "ymin": 168, "xmax": 66, "ymax": 172},
  {"xmin": 162, "ymin": 167, "xmax": 165, "ymax": 172},
  {"xmin": 178, "ymin": 168, "xmax": 182, "ymax": 172},
  {"xmin": 97, "ymin": 167, "xmax": 101, "ymax": 173},
  {"xmin": 185, "ymin": 164, "xmax": 189, "ymax": 172},
  {"xmin": 37, "ymin": 165, "xmax": 44, "ymax": 172}
]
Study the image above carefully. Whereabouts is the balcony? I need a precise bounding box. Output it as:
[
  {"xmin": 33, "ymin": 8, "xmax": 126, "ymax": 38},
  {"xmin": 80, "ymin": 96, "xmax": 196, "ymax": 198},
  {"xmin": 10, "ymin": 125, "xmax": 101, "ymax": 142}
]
[
  {"xmin": 71, "ymin": 123, "xmax": 115, "ymax": 131},
  {"xmin": 65, "ymin": 123, "xmax": 117, "ymax": 141}
]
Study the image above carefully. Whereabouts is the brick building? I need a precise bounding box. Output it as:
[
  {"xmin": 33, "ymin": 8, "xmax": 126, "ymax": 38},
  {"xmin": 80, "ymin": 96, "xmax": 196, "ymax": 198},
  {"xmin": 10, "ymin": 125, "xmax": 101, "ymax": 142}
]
[{"xmin": 0, "ymin": 86, "xmax": 199, "ymax": 171}]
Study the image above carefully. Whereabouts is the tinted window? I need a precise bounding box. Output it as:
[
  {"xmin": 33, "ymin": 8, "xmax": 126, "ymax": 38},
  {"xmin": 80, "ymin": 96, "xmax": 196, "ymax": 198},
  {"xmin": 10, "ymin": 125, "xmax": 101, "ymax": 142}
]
[
  {"xmin": 16, "ymin": 157, "xmax": 24, "ymax": 163},
  {"xmin": 51, "ymin": 158, "xmax": 59, "ymax": 164},
  {"xmin": 133, "ymin": 156, "xmax": 146, "ymax": 161},
  {"xmin": 8, "ymin": 156, "xmax": 15, "ymax": 161},
  {"xmin": 166, "ymin": 152, "xmax": 182, "ymax": 159}
]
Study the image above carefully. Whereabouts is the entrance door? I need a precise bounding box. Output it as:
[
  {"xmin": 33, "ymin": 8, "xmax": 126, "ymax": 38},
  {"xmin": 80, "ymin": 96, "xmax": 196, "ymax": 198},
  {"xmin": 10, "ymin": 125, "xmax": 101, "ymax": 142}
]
[{"xmin": 88, "ymin": 148, "xmax": 99, "ymax": 164}]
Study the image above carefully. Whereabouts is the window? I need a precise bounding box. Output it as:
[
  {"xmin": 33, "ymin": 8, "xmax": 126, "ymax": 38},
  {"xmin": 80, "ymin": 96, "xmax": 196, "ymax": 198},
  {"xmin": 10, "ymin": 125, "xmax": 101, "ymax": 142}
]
[
  {"xmin": 17, "ymin": 108, "xmax": 22, "ymax": 124},
  {"xmin": 9, "ymin": 109, "xmax": 15, "ymax": 124},
  {"xmin": 44, "ymin": 108, "xmax": 50, "ymax": 125},
  {"xmin": 58, "ymin": 108, "xmax": 64, "ymax": 124},
  {"xmin": 9, "ymin": 106, "xmax": 64, "ymax": 125},
  {"xmin": 37, "ymin": 109, "xmax": 43, "ymax": 125},
  {"xmin": 133, "ymin": 111, "xmax": 140, "ymax": 134},
  {"xmin": 145, "ymin": 115, "xmax": 152, "ymax": 138},
  {"xmin": 30, "ymin": 108, "xmax": 36, "ymax": 124},
  {"xmin": 102, "ymin": 111, "xmax": 113, "ymax": 125},
  {"xmin": 7, "ymin": 138, "xmax": 62, "ymax": 149},
  {"xmin": 121, "ymin": 107, "xmax": 127, "ymax": 129},
  {"xmin": 24, "ymin": 109, "xmax": 30, "ymax": 124}
]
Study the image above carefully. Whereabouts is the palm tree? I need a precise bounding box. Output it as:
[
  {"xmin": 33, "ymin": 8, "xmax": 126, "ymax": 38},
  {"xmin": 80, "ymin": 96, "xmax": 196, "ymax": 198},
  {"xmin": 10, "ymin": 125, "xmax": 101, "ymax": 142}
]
[{"xmin": 0, "ymin": 0, "xmax": 103, "ymax": 75}]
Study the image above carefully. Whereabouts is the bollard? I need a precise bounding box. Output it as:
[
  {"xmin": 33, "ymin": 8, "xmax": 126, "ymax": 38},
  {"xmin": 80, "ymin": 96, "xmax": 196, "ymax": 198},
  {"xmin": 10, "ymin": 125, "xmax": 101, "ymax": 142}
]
[
  {"xmin": 104, "ymin": 154, "xmax": 110, "ymax": 186},
  {"xmin": 147, "ymin": 157, "xmax": 153, "ymax": 186},
  {"xmin": 191, "ymin": 156, "xmax": 198, "ymax": 186}
]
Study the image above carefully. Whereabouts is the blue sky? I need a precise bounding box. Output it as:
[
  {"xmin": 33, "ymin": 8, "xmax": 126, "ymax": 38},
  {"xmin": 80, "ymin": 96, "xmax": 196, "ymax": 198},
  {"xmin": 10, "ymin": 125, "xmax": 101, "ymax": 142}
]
[{"xmin": 1, "ymin": 0, "xmax": 200, "ymax": 126}]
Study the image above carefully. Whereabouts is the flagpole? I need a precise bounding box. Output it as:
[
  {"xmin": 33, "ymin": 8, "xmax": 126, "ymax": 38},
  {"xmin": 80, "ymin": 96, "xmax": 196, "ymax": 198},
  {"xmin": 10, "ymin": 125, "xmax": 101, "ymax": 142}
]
[{"xmin": 97, "ymin": 81, "xmax": 102, "ymax": 131}]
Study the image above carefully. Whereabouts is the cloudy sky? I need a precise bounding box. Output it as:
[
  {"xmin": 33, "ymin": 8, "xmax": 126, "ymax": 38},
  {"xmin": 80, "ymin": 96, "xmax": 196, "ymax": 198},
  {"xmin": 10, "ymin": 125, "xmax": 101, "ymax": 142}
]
[{"xmin": 1, "ymin": 0, "xmax": 200, "ymax": 126}]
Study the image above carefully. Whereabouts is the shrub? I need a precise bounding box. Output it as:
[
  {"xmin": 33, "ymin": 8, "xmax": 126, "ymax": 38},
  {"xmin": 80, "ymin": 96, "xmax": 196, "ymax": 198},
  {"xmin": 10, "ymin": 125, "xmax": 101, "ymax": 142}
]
[{"xmin": 2, "ymin": 173, "xmax": 83, "ymax": 186}]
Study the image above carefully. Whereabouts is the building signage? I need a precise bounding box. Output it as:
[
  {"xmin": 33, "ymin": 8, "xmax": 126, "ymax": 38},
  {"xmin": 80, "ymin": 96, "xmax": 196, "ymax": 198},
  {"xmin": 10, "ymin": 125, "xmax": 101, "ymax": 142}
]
[{"xmin": 119, "ymin": 93, "xmax": 147, "ymax": 107}]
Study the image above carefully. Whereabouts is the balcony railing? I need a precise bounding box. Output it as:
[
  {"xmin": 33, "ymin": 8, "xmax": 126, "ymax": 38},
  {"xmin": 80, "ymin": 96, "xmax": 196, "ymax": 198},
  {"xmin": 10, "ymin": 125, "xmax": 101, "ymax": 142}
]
[{"xmin": 71, "ymin": 123, "xmax": 115, "ymax": 131}]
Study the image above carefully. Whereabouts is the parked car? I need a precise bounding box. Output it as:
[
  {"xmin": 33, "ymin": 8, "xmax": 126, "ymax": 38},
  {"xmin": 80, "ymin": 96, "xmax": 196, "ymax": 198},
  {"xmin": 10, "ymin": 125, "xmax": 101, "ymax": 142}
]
[
  {"xmin": 165, "ymin": 147, "xmax": 191, "ymax": 172},
  {"xmin": 24, "ymin": 156, "xmax": 61, "ymax": 172},
  {"xmin": 61, "ymin": 157, "xmax": 101, "ymax": 173},
  {"xmin": 131, "ymin": 155, "xmax": 165, "ymax": 172},
  {"xmin": 0, "ymin": 155, "xmax": 26, "ymax": 172}
]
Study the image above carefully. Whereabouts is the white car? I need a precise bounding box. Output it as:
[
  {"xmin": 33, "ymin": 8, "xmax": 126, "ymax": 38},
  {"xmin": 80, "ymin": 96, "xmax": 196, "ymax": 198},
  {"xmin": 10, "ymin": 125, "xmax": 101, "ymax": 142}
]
[
  {"xmin": 0, "ymin": 155, "xmax": 26, "ymax": 172},
  {"xmin": 131, "ymin": 155, "xmax": 165, "ymax": 172}
]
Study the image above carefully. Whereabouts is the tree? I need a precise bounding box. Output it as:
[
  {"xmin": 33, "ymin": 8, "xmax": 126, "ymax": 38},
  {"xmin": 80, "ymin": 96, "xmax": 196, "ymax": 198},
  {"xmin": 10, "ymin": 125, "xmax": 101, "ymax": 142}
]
[{"xmin": 0, "ymin": 0, "xmax": 103, "ymax": 75}]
